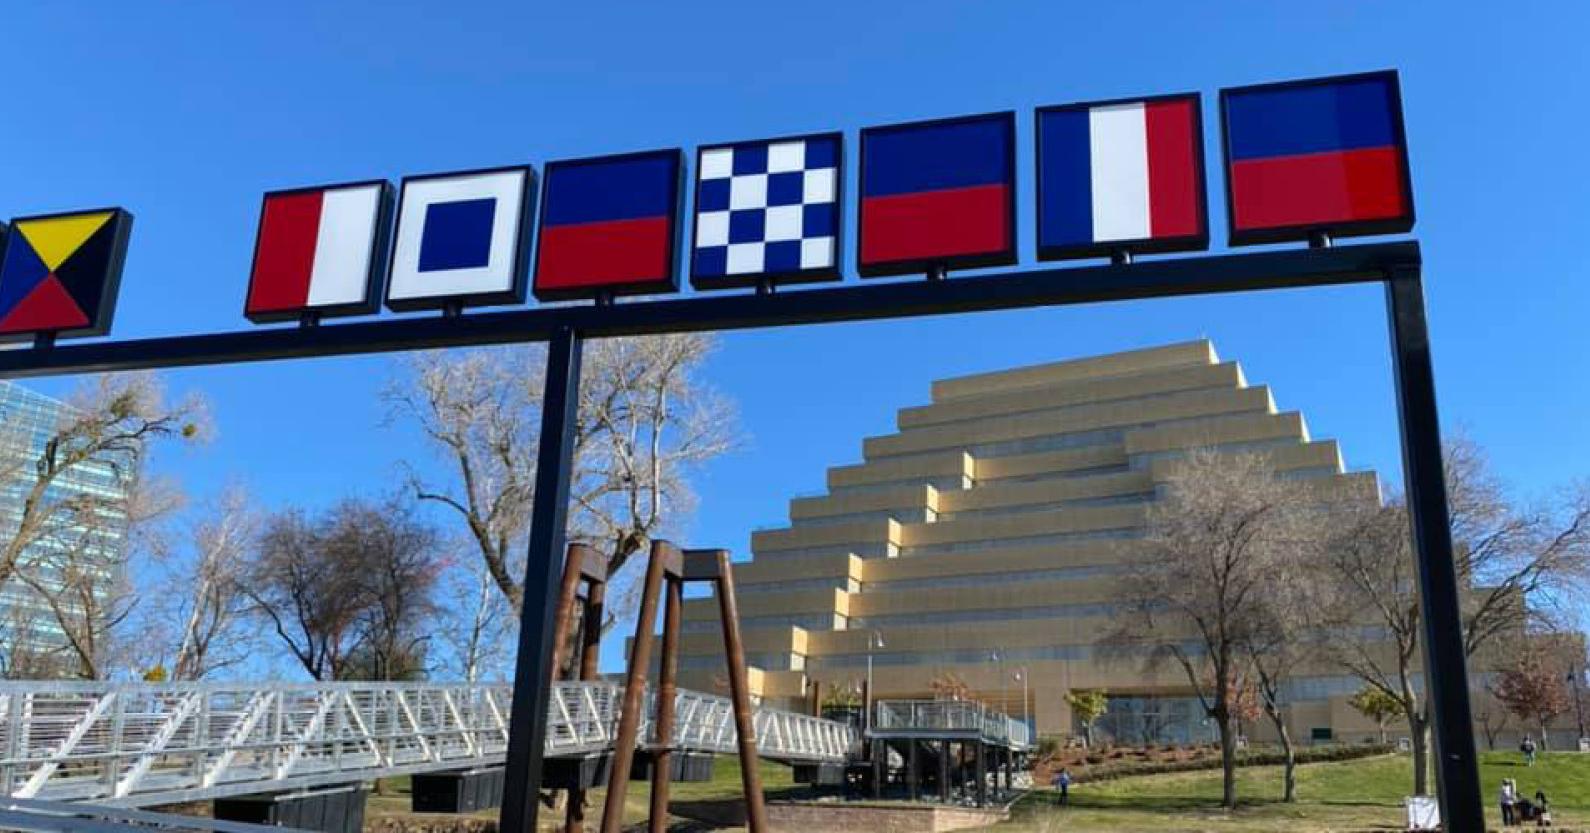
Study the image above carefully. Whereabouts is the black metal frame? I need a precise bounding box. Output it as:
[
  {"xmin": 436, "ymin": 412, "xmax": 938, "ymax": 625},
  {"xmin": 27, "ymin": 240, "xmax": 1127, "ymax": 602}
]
[
  {"xmin": 688, "ymin": 130, "xmax": 845, "ymax": 291},
  {"xmin": 1033, "ymin": 92, "xmax": 1210, "ymax": 262},
  {"xmin": 1219, "ymin": 69, "xmax": 1417, "ymax": 246},
  {"xmin": 242, "ymin": 179, "xmax": 395, "ymax": 324},
  {"xmin": 0, "ymin": 207, "xmax": 133, "ymax": 342},
  {"xmin": 856, "ymin": 110, "xmax": 1018, "ymax": 278},
  {"xmin": 383, "ymin": 164, "xmax": 537, "ymax": 312},
  {"xmin": 530, "ymin": 148, "xmax": 685, "ymax": 302},
  {"xmin": 0, "ymin": 241, "xmax": 1487, "ymax": 833}
]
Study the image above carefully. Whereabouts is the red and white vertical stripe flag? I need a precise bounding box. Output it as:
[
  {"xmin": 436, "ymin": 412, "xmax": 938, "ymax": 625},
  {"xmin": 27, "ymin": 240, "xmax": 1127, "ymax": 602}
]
[{"xmin": 246, "ymin": 181, "xmax": 391, "ymax": 322}]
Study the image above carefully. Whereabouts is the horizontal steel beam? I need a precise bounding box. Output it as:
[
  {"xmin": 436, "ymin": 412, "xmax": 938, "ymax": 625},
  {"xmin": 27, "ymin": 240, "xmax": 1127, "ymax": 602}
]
[{"xmin": 0, "ymin": 242, "xmax": 1415, "ymax": 379}]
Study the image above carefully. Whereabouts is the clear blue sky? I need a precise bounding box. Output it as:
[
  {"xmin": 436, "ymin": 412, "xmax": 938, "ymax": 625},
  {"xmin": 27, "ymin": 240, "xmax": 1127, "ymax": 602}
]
[{"xmin": 2, "ymin": 3, "xmax": 1586, "ymax": 675}]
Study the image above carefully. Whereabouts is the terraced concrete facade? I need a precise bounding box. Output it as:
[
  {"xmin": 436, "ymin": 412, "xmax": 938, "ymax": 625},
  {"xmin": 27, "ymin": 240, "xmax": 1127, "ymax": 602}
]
[{"xmin": 674, "ymin": 341, "xmax": 1418, "ymax": 743}]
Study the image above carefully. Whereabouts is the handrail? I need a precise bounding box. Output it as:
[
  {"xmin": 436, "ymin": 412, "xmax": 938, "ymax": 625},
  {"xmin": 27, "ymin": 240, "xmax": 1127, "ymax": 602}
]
[{"xmin": 0, "ymin": 680, "xmax": 856, "ymax": 807}]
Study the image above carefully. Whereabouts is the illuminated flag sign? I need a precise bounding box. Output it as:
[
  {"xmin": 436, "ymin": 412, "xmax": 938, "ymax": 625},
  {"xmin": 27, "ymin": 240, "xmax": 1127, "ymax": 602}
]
[
  {"xmin": 1037, "ymin": 94, "xmax": 1206, "ymax": 260},
  {"xmin": 533, "ymin": 150, "xmax": 682, "ymax": 301},
  {"xmin": 1221, "ymin": 71, "xmax": 1413, "ymax": 245},
  {"xmin": 386, "ymin": 166, "xmax": 534, "ymax": 311},
  {"xmin": 245, "ymin": 181, "xmax": 392, "ymax": 322},
  {"xmin": 0, "ymin": 208, "xmax": 131, "ymax": 339},
  {"xmin": 858, "ymin": 112, "xmax": 1015, "ymax": 277},
  {"xmin": 690, "ymin": 132, "xmax": 841, "ymax": 289}
]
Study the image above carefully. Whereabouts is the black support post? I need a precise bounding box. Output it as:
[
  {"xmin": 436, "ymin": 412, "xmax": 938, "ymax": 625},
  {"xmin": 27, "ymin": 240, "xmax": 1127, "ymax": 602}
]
[
  {"xmin": 974, "ymin": 743, "xmax": 986, "ymax": 807},
  {"xmin": 1386, "ymin": 271, "xmax": 1485, "ymax": 832},
  {"xmin": 872, "ymin": 740, "xmax": 884, "ymax": 800},
  {"xmin": 500, "ymin": 326, "xmax": 584, "ymax": 833},
  {"xmin": 938, "ymin": 740, "xmax": 950, "ymax": 803},
  {"xmin": 907, "ymin": 740, "xmax": 919, "ymax": 802}
]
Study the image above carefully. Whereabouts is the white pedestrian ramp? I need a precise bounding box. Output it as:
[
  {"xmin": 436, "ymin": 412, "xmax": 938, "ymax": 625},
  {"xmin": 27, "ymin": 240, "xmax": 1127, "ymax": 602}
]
[{"xmin": 0, "ymin": 680, "xmax": 858, "ymax": 807}]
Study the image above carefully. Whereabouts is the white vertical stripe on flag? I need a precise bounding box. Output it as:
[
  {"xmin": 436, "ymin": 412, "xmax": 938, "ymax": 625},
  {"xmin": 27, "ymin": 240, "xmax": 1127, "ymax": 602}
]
[
  {"xmin": 1088, "ymin": 103, "xmax": 1151, "ymax": 243},
  {"xmin": 307, "ymin": 186, "xmax": 380, "ymax": 307}
]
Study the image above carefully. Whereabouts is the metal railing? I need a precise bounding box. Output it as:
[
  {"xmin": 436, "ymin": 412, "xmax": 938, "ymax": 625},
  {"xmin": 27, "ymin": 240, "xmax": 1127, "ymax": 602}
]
[
  {"xmin": 0, "ymin": 680, "xmax": 857, "ymax": 807},
  {"xmin": 872, "ymin": 699, "xmax": 1032, "ymax": 749}
]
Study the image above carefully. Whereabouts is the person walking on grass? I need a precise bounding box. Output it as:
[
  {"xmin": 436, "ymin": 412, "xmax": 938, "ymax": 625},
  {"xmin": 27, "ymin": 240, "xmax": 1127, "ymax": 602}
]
[
  {"xmin": 1501, "ymin": 779, "xmax": 1518, "ymax": 827},
  {"xmin": 1051, "ymin": 768, "xmax": 1072, "ymax": 806},
  {"xmin": 1521, "ymin": 735, "xmax": 1538, "ymax": 766}
]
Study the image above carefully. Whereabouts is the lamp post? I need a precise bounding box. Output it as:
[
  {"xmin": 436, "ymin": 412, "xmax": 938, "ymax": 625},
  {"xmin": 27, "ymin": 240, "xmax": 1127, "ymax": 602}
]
[
  {"xmin": 866, "ymin": 630, "xmax": 884, "ymax": 734},
  {"xmin": 1014, "ymin": 666, "xmax": 1028, "ymax": 740},
  {"xmin": 991, "ymin": 649, "xmax": 1006, "ymax": 718}
]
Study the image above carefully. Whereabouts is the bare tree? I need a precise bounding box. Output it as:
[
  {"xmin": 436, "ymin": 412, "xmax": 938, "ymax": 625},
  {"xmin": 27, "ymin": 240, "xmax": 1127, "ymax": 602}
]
[
  {"xmin": 1110, "ymin": 450, "xmax": 1308, "ymax": 809},
  {"xmin": 332, "ymin": 498, "xmax": 443, "ymax": 681},
  {"xmin": 244, "ymin": 509, "xmax": 365, "ymax": 680},
  {"xmin": 384, "ymin": 336, "xmax": 737, "ymax": 629},
  {"xmin": 0, "ymin": 375, "xmax": 203, "ymax": 677},
  {"xmin": 1317, "ymin": 436, "xmax": 1590, "ymax": 794},
  {"xmin": 244, "ymin": 498, "xmax": 443, "ymax": 681},
  {"xmin": 1446, "ymin": 439, "xmax": 1590, "ymax": 650},
  {"xmin": 1317, "ymin": 498, "xmax": 1436, "ymax": 792},
  {"xmin": 150, "ymin": 488, "xmax": 257, "ymax": 680},
  {"xmin": 1241, "ymin": 552, "xmax": 1322, "ymax": 803},
  {"xmin": 0, "ymin": 374, "xmax": 202, "ymax": 591},
  {"xmin": 439, "ymin": 553, "xmax": 514, "ymax": 684},
  {"xmin": 1473, "ymin": 685, "xmax": 1512, "ymax": 750}
]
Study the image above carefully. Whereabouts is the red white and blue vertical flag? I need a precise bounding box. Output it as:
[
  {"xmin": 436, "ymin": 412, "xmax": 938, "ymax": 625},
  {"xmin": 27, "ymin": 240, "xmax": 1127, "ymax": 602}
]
[
  {"xmin": 246, "ymin": 181, "xmax": 391, "ymax": 322},
  {"xmin": 858, "ymin": 112, "xmax": 1015, "ymax": 277},
  {"xmin": 1037, "ymin": 95, "xmax": 1206, "ymax": 260},
  {"xmin": 533, "ymin": 150, "xmax": 682, "ymax": 301},
  {"xmin": 1222, "ymin": 71, "xmax": 1413, "ymax": 245}
]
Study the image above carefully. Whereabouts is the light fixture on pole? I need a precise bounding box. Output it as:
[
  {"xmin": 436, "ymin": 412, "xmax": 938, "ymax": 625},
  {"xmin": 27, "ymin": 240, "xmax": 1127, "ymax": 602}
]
[
  {"xmin": 866, "ymin": 630, "xmax": 884, "ymax": 734},
  {"xmin": 1014, "ymin": 666, "xmax": 1028, "ymax": 738},
  {"xmin": 990, "ymin": 649, "xmax": 1005, "ymax": 716}
]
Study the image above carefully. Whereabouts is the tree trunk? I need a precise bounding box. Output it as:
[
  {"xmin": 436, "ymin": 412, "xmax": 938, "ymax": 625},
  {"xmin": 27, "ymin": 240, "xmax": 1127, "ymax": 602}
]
[
  {"xmin": 1268, "ymin": 710, "xmax": 1297, "ymax": 803},
  {"xmin": 1539, "ymin": 719, "xmax": 1550, "ymax": 751},
  {"xmin": 1218, "ymin": 716, "xmax": 1238, "ymax": 809},
  {"xmin": 1409, "ymin": 716, "xmax": 1431, "ymax": 796}
]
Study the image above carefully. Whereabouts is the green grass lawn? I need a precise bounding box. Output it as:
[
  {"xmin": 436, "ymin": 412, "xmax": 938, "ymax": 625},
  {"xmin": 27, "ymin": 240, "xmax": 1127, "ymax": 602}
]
[{"xmin": 991, "ymin": 750, "xmax": 1590, "ymax": 832}]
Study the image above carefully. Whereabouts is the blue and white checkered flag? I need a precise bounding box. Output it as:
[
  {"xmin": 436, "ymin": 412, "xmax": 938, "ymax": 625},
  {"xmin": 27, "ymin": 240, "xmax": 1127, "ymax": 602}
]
[{"xmin": 691, "ymin": 133, "xmax": 841, "ymax": 288}]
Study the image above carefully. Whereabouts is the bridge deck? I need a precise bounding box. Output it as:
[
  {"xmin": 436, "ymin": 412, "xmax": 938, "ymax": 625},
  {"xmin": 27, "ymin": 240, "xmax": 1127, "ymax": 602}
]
[
  {"xmin": 870, "ymin": 699, "xmax": 1033, "ymax": 749},
  {"xmin": 0, "ymin": 681, "xmax": 856, "ymax": 807}
]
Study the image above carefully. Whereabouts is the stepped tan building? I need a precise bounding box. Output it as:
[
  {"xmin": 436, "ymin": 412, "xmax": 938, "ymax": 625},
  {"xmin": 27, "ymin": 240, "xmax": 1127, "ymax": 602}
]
[{"xmin": 672, "ymin": 340, "xmax": 1572, "ymax": 746}]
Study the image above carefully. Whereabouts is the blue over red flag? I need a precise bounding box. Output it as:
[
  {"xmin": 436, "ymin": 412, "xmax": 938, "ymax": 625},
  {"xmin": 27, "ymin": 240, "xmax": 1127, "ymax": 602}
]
[
  {"xmin": 1222, "ymin": 72, "xmax": 1412, "ymax": 244},
  {"xmin": 533, "ymin": 150, "xmax": 682, "ymax": 300},
  {"xmin": 859, "ymin": 113, "xmax": 1015, "ymax": 276}
]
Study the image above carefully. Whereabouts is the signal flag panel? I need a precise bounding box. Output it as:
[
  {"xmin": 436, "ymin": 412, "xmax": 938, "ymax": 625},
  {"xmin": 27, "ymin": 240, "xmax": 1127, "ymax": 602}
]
[
  {"xmin": 245, "ymin": 181, "xmax": 392, "ymax": 322},
  {"xmin": 690, "ymin": 132, "xmax": 842, "ymax": 290},
  {"xmin": 1221, "ymin": 70, "xmax": 1413, "ymax": 245},
  {"xmin": 533, "ymin": 150, "xmax": 683, "ymax": 301},
  {"xmin": 1036, "ymin": 94, "xmax": 1207, "ymax": 261},
  {"xmin": 858, "ymin": 112, "xmax": 1017, "ymax": 277},
  {"xmin": 385, "ymin": 166, "xmax": 535, "ymax": 311},
  {"xmin": 0, "ymin": 208, "xmax": 132, "ymax": 340}
]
